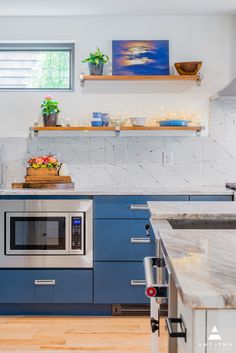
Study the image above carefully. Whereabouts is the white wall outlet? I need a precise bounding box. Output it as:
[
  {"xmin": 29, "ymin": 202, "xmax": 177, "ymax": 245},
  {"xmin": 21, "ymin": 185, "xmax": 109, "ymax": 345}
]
[{"xmin": 163, "ymin": 152, "xmax": 174, "ymax": 167}]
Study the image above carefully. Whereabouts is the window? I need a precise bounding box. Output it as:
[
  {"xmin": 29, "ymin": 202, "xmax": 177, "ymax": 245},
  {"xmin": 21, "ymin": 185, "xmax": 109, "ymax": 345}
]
[{"xmin": 0, "ymin": 43, "xmax": 74, "ymax": 91}]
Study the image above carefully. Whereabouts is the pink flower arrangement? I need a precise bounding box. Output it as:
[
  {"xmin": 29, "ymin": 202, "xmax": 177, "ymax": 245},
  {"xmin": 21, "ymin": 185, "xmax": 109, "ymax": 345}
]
[
  {"xmin": 44, "ymin": 95, "xmax": 53, "ymax": 100},
  {"xmin": 28, "ymin": 155, "xmax": 59, "ymax": 169}
]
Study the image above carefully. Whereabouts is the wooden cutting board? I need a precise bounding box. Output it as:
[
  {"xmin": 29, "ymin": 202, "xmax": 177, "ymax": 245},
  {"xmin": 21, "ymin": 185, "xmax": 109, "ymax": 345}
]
[
  {"xmin": 25, "ymin": 175, "xmax": 72, "ymax": 183},
  {"xmin": 12, "ymin": 182, "xmax": 75, "ymax": 189}
]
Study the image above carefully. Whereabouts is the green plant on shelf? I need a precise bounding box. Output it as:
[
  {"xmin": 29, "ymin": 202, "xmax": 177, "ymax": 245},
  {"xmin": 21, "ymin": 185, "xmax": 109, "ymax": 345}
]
[{"xmin": 82, "ymin": 47, "xmax": 109, "ymax": 65}]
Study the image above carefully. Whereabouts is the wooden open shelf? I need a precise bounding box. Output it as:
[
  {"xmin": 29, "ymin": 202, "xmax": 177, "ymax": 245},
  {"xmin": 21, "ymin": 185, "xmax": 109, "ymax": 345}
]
[
  {"xmin": 31, "ymin": 126, "xmax": 202, "ymax": 132},
  {"xmin": 30, "ymin": 125, "xmax": 204, "ymax": 137},
  {"xmin": 80, "ymin": 74, "xmax": 201, "ymax": 86}
]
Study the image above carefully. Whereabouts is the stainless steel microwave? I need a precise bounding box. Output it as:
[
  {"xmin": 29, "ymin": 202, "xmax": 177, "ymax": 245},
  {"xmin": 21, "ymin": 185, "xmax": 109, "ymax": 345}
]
[{"xmin": 0, "ymin": 200, "xmax": 93, "ymax": 268}]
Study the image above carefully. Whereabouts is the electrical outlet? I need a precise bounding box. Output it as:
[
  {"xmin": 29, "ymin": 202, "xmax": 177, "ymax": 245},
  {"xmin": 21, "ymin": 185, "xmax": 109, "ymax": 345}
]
[{"xmin": 163, "ymin": 152, "xmax": 174, "ymax": 167}]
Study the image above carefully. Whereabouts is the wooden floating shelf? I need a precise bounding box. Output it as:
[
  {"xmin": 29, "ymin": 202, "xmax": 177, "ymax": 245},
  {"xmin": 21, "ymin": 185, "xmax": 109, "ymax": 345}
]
[
  {"xmin": 31, "ymin": 126, "xmax": 203, "ymax": 132},
  {"xmin": 30, "ymin": 126, "xmax": 204, "ymax": 137},
  {"xmin": 80, "ymin": 74, "xmax": 202, "ymax": 86}
]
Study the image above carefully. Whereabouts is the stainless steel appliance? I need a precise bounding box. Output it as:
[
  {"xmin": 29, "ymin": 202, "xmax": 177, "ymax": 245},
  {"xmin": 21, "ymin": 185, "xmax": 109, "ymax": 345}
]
[
  {"xmin": 0, "ymin": 199, "xmax": 93, "ymax": 268},
  {"xmin": 144, "ymin": 219, "xmax": 186, "ymax": 353},
  {"xmin": 144, "ymin": 234, "xmax": 169, "ymax": 353}
]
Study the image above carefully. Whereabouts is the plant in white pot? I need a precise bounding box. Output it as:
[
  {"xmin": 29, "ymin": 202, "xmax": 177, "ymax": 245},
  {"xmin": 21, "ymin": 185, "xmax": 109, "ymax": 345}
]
[{"xmin": 82, "ymin": 48, "xmax": 109, "ymax": 75}]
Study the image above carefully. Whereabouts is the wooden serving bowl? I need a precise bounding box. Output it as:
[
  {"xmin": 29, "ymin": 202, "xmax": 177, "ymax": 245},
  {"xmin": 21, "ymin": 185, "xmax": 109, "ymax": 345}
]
[{"xmin": 174, "ymin": 61, "xmax": 202, "ymax": 75}]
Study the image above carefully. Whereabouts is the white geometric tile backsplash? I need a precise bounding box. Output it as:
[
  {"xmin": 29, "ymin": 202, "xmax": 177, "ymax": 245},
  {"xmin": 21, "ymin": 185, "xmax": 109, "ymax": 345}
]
[{"xmin": 1, "ymin": 97, "xmax": 236, "ymax": 188}]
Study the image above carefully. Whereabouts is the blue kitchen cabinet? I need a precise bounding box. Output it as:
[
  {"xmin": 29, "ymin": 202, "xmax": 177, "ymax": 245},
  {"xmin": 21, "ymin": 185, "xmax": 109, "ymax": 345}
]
[
  {"xmin": 0, "ymin": 270, "xmax": 93, "ymax": 303},
  {"xmin": 93, "ymin": 195, "xmax": 188, "ymax": 305},
  {"xmin": 94, "ymin": 195, "xmax": 189, "ymax": 219},
  {"xmin": 94, "ymin": 262, "xmax": 148, "ymax": 304},
  {"xmin": 94, "ymin": 219, "xmax": 155, "ymax": 261},
  {"xmin": 189, "ymin": 195, "xmax": 233, "ymax": 201}
]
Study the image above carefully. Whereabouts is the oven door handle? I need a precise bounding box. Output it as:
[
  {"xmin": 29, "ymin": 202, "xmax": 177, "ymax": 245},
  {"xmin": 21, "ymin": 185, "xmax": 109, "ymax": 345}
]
[
  {"xmin": 144, "ymin": 257, "xmax": 168, "ymax": 299},
  {"xmin": 34, "ymin": 280, "xmax": 56, "ymax": 286},
  {"xmin": 144, "ymin": 257, "xmax": 157, "ymax": 289}
]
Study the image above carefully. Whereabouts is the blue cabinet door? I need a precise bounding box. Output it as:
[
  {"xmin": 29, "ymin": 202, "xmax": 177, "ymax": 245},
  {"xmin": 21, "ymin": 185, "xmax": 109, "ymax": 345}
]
[
  {"xmin": 0, "ymin": 270, "xmax": 93, "ymax": 303},
  {"xmin": 94, "ymin": 262, "xmax": 148, "ymax": 304},
  {"xmin": 189, "ymin": 195, "xmax": 233, "ymax": 201},
  {"xmin": 94, "ymin": 219, "xmax": 155, "ymax": 261},
  {"xmin": 94, "ymin": 195, "xmax": 189, "ymax": 219}
]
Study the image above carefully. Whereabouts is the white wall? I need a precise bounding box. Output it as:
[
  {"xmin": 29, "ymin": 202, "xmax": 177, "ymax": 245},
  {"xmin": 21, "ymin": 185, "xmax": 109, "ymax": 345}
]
[{"xmin": 0, "ymin": 15, "xmax": 234, "ymax": 137}]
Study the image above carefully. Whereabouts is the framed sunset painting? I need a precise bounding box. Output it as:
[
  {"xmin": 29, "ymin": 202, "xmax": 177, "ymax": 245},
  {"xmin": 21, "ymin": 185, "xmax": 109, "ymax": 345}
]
[{"xmin": 112, "ymin": 40, "xmax": 169, "ymax": 75}]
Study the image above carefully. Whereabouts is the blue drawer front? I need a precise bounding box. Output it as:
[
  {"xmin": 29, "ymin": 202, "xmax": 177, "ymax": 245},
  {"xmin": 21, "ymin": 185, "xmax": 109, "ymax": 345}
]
[
  {"xmin": 189, "ymin": 195, "xmax": 233, "ymax": 201},
  {"xmin": 94, "ymin": 262, "xmax": 148, "ymax": 304},
  {"xmin": 0, "ymin": 270, "xmax": 93, "ymax": 303},
  {"xmin": 94, "ymin": 195, "xmax": 188, "ymax": 219},
  {"xmin": 94, "ymin": 219, "xmax": 155, "ymax": 261}
]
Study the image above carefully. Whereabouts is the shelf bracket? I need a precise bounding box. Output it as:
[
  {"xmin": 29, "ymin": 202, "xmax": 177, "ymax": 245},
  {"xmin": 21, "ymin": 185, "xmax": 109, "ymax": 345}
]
[
  {"xmin": 196, "ymin": 73, "xmax": 202, "ymax": 87},
  {"xmin": 33, "ymin": 129, "xmax": 38, "ymax": 137},
  {"xmin": 80, "ymin": 74, "xmax": 85, "ymax": 87},
  {"xmin": 196, "ymin": 128, "xmax": 201, "ymax": 137},
  {"xmin": 114, "ymin": 127, "xmax": 120, "ymax": 137}
]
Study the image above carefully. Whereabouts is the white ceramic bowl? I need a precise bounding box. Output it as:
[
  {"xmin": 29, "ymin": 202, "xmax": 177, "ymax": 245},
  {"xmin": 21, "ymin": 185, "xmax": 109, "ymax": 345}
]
[
  {"xmin": 130, "ymin": 117, "xmax": 146, "ymax": 127},
  {"xmin": 109, "ymin": 118, "xmax": 127, "ymax": 127}
]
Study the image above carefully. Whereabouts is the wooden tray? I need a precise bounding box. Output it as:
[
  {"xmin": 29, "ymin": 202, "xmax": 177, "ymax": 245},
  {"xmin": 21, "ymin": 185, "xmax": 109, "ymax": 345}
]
[
  {"xmin": 12, "ymin": 182, "xmax": 75, "ymax": 189},
  {"xmin": 25, "ymin": 176, "xmax": 72, "ymax": 183}
]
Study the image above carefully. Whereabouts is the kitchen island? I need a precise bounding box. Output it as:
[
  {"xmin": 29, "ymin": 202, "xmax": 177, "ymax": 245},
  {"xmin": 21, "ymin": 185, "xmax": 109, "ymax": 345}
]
[{"xmin": 148, "ymin": 201, "xmax": 236, "ymax": 353}]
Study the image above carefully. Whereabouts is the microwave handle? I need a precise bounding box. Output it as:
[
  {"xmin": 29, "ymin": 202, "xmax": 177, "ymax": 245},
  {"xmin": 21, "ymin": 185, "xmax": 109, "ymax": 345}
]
[{"xmin": 34, "ymin": 280, "xmax": 56, "ymax": 286}]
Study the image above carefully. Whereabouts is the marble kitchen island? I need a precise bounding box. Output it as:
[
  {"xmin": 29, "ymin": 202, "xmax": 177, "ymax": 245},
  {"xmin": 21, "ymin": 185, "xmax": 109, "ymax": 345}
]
[{"xmin": 148, "ymin": 201, "xmax": 236, "ymax": 353}]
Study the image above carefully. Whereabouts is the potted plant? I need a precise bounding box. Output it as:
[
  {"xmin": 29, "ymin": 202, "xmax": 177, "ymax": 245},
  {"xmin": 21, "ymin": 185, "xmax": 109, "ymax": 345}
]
[
  {"xmin": 27, "ymin": 155, "xmax": 59, "ymax": 176},
  {"xmin": 41, "ymin": 96, "xmax": 60, "ymax": 126},
  {"xmin": 82, "ymin": 48, "xmax": 109, "ymax": 75}
]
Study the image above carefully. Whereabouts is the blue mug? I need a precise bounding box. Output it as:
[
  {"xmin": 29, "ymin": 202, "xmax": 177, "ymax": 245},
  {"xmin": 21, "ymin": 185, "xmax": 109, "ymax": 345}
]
[
  {"xmin": 101, "ymin": 113, "xmax": 110, "ymax": 127},
  {"xmin": 91, "ymin": 112, "xmax": 103, "ymax": 127},
  {"xmin": 93, "ymin": 112, "xmax": 102, "ymax": 119}
]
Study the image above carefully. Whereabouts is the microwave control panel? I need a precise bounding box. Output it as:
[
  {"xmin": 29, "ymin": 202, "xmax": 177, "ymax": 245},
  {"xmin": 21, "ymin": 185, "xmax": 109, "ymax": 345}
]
[{"xmin": 71, "ymin": 217, "xmax": 83, "ymax": 250}]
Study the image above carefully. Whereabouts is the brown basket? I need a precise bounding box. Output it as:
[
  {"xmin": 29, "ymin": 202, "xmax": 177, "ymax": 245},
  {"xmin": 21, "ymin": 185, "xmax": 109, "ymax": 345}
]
[{"xmin": 26, "ymin": 167, "xmax": 58, "ymax": 177}]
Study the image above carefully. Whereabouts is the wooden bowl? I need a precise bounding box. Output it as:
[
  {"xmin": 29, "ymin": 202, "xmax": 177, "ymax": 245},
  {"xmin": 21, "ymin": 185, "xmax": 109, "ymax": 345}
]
[{"xmin": 174, "ymin": 61, "xmax": 202, "ymax": 75}]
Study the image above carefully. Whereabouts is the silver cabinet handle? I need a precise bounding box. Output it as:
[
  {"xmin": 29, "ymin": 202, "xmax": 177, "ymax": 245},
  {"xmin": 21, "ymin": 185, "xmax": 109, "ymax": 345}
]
[
  {"xmin": 131, "ymin": 237, "xmax": 150, "ymax": 244},
  {"xmin": 130, "ymin": 280, "xmax": 146, "ymax": 286},
  {"xmin": 34, "ymin": 280, "xmax": 56, "ymax": 286},
  {"xmin": 130, "ymin": 204, "xmax": 149, "ymax": 210}
]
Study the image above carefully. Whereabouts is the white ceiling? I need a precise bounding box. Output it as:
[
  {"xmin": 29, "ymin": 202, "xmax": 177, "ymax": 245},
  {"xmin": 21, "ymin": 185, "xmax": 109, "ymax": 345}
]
[{"xmin": 0, "ymin": 0, "xmax": 235, "ymax": 16}]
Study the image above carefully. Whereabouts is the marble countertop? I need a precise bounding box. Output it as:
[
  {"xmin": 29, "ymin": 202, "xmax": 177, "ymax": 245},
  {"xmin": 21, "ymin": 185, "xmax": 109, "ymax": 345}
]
[
  {"xmin": 149, "ymin": 201, "xmax": 236, "ymax": 309},
  {"xmin": 0, "ymin": 186, "xmax": 233, "ymax": 196},
  {"xmin": 153, "ymin": 225, "xmax": 236, "ymax": 309},
  {"xmin": 148, "ymin": 200, "xmax": 236, "ymax": 219}
]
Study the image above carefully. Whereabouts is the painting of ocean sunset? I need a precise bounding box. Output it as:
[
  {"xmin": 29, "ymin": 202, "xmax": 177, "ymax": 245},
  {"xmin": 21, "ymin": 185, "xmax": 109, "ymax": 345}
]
[{"xmin": 112, "ymin": 40, "xmax": 169, "ymax": 75}]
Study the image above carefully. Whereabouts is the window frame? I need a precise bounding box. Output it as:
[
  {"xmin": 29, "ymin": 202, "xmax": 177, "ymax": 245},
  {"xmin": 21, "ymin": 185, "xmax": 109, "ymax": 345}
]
[{"xmin": 0, "ymin": 42, "xmax": 75, "ymax": 92}]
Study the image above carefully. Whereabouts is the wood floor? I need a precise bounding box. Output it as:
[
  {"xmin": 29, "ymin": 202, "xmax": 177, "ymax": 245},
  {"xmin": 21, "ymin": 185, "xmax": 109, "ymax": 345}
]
[{"xmin": 0, "ymin": 316, "xmax": 167, "ymax": 352}]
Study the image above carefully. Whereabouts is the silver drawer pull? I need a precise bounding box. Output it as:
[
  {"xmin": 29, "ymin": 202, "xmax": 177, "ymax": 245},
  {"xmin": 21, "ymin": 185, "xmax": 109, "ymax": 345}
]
[
  {"xmin": 131, "ymin": 237, "xmax": 150, "ymax": 244},
  {"xmin": 131, "ymin": 280, "xmax": 146, "ymax": 286},
  {"xmin": 130, "ymin": 204, "xmax": 149, "ymax": 211},
  {"xmin": 34, "ymin": 280, "xmax": 56, "ymax": 286}
]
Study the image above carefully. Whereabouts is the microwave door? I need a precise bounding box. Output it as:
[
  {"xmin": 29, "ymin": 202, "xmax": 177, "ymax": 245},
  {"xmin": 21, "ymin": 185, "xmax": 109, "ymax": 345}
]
[{"xmin": 5, "ymin": 212, "xmax": 69, "ymax": 255}]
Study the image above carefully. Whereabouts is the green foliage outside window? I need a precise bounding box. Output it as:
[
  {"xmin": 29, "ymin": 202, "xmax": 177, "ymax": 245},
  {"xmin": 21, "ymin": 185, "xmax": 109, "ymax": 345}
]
[{"xmin": 32, "ymin": 51, "xmax": 70, "ymax": 89}]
